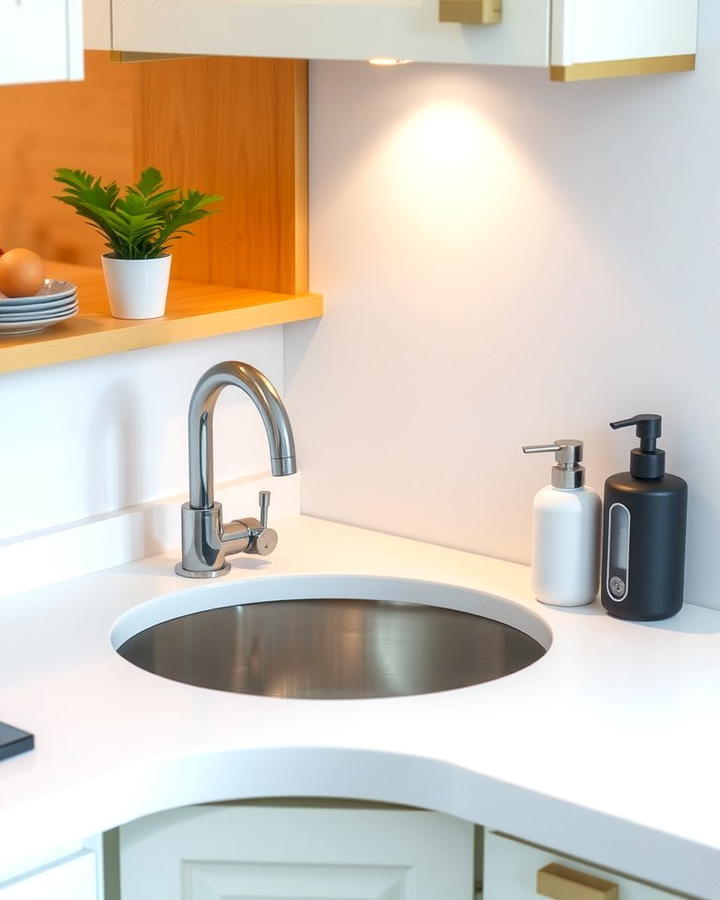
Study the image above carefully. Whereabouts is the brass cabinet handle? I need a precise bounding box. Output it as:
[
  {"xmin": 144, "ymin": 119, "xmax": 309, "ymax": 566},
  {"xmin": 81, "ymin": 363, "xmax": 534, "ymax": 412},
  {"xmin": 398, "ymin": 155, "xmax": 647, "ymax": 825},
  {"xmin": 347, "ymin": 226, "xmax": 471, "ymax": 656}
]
[
  {"xmin": 438, "ymin": 0, "xmax": 501, "ymax": 25},
  {"xmin": 537, "ymin": 863, "xmax": 619, "ymax": 900}
]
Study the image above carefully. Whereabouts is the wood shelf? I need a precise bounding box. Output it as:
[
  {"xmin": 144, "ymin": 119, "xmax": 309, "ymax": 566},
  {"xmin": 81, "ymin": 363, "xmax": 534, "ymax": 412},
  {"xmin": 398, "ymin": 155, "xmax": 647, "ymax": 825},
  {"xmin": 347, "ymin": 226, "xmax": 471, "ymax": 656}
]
[{"xmin": 0, "ymin": 262, "xmax": 323, "ymax": 375}]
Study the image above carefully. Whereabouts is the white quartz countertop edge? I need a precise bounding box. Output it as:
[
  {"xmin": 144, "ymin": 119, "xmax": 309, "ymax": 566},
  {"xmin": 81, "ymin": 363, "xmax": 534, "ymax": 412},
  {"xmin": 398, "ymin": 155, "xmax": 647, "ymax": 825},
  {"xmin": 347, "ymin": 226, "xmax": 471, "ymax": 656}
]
[{"xmin": 1, "ymin": 515, "xmax": 719, "ymax": 898}]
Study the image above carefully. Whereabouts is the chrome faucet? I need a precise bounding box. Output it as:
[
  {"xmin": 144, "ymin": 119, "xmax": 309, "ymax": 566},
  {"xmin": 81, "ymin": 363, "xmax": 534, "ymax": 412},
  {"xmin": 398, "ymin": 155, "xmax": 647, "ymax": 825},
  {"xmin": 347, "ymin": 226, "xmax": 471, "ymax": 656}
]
[{"xmin": 175, "ymin": 361, "xmax": 297, "ymax": 578}]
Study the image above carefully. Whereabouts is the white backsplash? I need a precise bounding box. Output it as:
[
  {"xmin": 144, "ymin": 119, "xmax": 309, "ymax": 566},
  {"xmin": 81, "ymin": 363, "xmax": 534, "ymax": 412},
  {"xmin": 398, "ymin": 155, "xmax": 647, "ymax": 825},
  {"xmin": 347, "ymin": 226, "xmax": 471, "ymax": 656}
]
[
  {"xmin": 0, "ymin": 328, "xmax": 285, "ymax": 541},
  {"xmin": 0, "ymin": 471, "xmax": 301, "ymax": 598},
  {"xmin": 286, "ymin": 1, "xmax": 720, "ymax": 609}
]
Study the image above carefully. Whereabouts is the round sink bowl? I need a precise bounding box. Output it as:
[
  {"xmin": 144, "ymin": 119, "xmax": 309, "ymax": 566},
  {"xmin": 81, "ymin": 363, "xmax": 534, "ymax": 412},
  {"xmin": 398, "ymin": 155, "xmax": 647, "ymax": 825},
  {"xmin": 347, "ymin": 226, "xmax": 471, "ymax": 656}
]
[{"xmin": 113, "ymin": 576, "xmax": 549, "ymax": 700}]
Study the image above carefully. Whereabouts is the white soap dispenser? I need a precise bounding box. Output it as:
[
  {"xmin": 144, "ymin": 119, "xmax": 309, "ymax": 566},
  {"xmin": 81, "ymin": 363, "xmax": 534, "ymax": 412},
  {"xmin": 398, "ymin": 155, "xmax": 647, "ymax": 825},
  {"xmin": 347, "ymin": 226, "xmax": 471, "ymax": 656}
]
[{"xmin": 522, "ymin": 440, "xmax": 601, "ymax": 607}]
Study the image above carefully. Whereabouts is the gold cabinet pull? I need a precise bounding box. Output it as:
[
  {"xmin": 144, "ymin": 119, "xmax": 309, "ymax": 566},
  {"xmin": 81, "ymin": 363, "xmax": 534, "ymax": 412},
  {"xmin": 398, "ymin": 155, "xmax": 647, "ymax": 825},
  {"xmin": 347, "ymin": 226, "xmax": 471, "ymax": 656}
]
[
  {"xmin": 537, "ymin": 863, "xmax": 619, "ymax": 900},
  {"xmin": 438, "ymin": 0, "xmax": 501, "ymax": 25}
]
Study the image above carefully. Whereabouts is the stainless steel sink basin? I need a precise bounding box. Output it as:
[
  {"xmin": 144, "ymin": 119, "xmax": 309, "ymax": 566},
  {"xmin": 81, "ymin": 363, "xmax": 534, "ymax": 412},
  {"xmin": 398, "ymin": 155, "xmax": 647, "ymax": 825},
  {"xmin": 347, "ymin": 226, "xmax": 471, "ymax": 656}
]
[{"xmin": 116, "ymin": 588, "xmax": 547, "ymax": 700}]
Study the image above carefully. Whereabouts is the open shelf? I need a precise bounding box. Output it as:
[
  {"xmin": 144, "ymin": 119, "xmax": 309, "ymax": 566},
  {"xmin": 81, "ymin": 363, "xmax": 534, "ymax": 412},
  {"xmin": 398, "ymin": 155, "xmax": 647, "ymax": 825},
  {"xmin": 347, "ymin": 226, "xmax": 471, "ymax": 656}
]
[{"xmin": 0, "ymin": 262, "xmax": 323, "ymax": 375}]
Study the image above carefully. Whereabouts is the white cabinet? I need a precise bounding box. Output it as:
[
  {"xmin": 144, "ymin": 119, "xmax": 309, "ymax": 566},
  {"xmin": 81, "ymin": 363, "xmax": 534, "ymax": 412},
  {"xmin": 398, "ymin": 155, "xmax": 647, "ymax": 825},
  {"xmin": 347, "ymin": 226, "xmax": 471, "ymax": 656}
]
[
  {"xmin": 550, "ymin": 0, "xmax": 697, "ymax": 81},
  {"xmin": 110, "ymin": 0, "xmax": 697, "ymax": 79},
  {"xmin": 112, "ymin": 0, "xmax": 547, "ymax": 66},
  {"xmin": 0, "ymin": 0, "xmax": 83, "ymax": 86},
  {"xmin": 0, "ymin": 850, "xmax": 97, "ymax": 900},
  {"xmin": 84, "ymin": 0, "xmax": 112, "ymax": 50},
  {"xmin": 484, "ymin": 831, "xmax": 679, "ymax": 899},
  {"xmin": 120, "ymin": 804, "xmax": 475, "ymax": 899}
]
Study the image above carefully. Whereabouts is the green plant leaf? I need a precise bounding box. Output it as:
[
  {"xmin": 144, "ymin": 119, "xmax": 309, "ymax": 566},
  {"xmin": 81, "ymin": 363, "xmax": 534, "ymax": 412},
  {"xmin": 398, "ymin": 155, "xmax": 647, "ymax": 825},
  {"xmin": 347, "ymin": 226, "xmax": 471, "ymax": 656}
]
[
  {"xmin": 135, "ymin": 167, "xmax": 164, "ymax": 197},
  {"xmin": 53, "ymin": 167, "xmax": 222, "ymax": 260}
]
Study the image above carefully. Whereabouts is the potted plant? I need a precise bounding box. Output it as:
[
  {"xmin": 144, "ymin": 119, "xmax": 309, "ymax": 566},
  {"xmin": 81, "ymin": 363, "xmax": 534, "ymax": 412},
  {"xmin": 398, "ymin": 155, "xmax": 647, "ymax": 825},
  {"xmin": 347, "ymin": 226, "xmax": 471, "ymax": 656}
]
[{"xmin": 53, "ymin": 167, "xmax": 221, "ymax": 319}]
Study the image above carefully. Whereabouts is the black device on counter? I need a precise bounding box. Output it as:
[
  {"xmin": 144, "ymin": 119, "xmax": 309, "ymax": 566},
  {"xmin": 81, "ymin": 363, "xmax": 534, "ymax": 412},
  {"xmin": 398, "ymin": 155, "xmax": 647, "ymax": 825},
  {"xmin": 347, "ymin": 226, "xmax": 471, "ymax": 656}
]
[
  {"xmin": 601, "ymin": 414, "xmax": 688, "ymax": 621},
  {"xmin": 0, "ymin": 721, "xmax": 34, "ymax": 761}
]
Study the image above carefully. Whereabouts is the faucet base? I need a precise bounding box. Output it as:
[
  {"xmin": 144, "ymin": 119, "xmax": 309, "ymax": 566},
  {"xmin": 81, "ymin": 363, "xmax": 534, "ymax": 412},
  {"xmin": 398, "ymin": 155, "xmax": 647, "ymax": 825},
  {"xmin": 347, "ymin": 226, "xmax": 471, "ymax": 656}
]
[{"xmin": 174, "ymin": 561, "xmax": 232, "ymax": 579}]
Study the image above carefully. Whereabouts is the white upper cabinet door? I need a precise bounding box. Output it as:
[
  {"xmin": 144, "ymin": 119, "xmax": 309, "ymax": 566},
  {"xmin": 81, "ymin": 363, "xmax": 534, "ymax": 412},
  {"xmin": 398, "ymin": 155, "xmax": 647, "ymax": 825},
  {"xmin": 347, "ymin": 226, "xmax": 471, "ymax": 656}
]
[
  {"xmin": 111, "ymin": 0, "xmax": 698, "ymax": 77},
  {"xmin": 84, "ymin": 0, "xmax": 112, "ymax": 49},
  {"xmin": 111, "ymin": 0, "xmax": 550, "ymax": 66},
  {"xmin": 551, "ymin": 0, "xmax": 698, "ymax": 81},
  {"xmin": 0, "ymin": 851, "xmax": 97, "ymax": 900},
  {"xmin": 0, "ymin": 0, "xmax": 83, "ymax": 85}
]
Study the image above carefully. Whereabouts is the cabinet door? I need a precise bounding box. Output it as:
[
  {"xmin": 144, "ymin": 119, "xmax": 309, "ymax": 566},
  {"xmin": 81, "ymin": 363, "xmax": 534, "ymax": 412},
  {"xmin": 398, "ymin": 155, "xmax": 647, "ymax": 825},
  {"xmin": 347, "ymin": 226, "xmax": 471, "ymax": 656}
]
[
  {"xmin": 112, "ymin": 0, "xmax": 549, "ymax": 66},
  {"xmin": 484, "ymin": 831, "xmax": 679, "ymax": 899},
  {"xmin": 84, "ymin": 0, "xmax": 112, "ymax": 49},
  {"xmin": 0, "ymin": 0, "xmax": 83, "ymax": 85},
  {"xmin": 120, "ymin": 804, "xmax": 475, "ymax": 899},
  {"xmin": 0, "ymin": 850, "xmax": 97, "ymax": 900},
  {"xmin": 550, "ymin": 0, "xmax": 697, "ymax": 81}
]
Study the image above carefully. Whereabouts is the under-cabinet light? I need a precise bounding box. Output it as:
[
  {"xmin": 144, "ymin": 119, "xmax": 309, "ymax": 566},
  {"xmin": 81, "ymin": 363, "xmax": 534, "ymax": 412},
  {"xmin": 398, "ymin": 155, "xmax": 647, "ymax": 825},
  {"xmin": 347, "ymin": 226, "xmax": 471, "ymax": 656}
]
[{"xmin": 368, "ymin": 58, "xmax": 412, "ymax": 66}]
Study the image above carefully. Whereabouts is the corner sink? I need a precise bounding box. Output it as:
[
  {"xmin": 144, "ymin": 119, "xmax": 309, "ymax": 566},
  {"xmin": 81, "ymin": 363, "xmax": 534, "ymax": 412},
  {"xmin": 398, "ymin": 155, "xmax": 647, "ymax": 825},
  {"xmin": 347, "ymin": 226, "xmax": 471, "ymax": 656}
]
[{"xmin": 114, "ymin": 576, "xmax": 549, "ymax": 700}]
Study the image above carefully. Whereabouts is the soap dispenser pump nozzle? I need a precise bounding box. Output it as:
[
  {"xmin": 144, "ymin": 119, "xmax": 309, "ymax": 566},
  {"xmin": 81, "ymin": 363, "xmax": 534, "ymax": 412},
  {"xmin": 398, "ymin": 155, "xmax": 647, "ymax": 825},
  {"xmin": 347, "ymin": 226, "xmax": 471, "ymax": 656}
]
[
  {"xmin": 609, "ymin": 414, "xmax": 665, "ymax": 479},
  {"xmin": 522, "ymin": 440, "xmax": 585, "ymax": 489},
  {"xmin": 610, "ymin": 413, "xmax": 662, "ymax": 452}
]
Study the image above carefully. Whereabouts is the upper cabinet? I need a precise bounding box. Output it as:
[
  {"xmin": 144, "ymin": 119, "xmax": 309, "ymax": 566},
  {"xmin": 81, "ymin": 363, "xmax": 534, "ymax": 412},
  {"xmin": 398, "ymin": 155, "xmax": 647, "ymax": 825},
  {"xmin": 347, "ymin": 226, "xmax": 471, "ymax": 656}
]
[
  {"xmin": 0, "ymin": 0, "xmax": 83, "ymax": 86},
  {"xmin": 108, "ymin": 0, "xmax": 698, "ymax": 80},
  {"xmin": 551, "ymin": 0, "xmax": 697, "ymax": 81},
  {"xmin": 112, "ymin": 0, "xmax": 548, "ymax": 66},
  {"xmin": 84, "ymin": 0, "xmax": 112, "ymax": 51}
]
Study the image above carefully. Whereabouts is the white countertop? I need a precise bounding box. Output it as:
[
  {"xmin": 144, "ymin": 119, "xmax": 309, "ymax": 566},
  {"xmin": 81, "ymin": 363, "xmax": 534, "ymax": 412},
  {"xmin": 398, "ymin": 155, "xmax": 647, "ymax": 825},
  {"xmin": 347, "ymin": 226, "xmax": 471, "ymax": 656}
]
[{"xmin": 2, "ymin": 515, "xmax": 719, "ymax": 897}]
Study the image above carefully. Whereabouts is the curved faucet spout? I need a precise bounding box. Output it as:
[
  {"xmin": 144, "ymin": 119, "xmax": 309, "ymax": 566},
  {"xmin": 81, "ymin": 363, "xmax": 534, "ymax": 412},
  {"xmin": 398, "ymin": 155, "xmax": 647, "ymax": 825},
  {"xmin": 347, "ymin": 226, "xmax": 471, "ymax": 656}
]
[{"xmin": 188, "ymin": 361, "xmax": 296, "ymax": 510}]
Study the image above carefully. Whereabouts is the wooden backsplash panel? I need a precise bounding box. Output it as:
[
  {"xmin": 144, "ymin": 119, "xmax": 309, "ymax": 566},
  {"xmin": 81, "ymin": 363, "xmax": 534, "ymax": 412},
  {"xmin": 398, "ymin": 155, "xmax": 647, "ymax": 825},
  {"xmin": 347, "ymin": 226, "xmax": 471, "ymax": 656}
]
[
  {"xmin": 0, "ymin": 52, "xmax": 134, "ymax": 266},
  {"xmin": 0, "ymin": 52, "xmax": 308, "ymax": 293},
  {"xmin": 135, "ymin": 57, "xmax": 308, "ymax": 293}
]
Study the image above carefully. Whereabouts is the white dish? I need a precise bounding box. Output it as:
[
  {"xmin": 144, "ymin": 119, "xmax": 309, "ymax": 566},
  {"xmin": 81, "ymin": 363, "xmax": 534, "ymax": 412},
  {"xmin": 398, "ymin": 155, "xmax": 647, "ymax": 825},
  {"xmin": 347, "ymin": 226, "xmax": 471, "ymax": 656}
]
[
  {"xmin": 0, "ymin": 294, "xmax": 77, "ymax": 316},
  {"xmin": 0, "ymin": 279, "xmax": 76, "ymax": 304},
  {"xmin": 0, "ymin": 303, "xmax": 78, "ymax": 324},
  {"xmin": 0, "ymin": 306, "xmax": 77, "ymax": 335}
]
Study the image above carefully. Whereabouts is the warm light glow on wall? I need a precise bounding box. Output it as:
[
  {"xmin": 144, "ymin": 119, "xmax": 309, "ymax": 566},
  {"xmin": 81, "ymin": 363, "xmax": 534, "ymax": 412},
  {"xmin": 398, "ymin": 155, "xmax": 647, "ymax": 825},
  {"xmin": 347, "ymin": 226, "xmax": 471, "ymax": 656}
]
[
  {"xmin": 399, "ymin": 101, "xmax": 492, "ymax": 165},
  {"xmin": 371, "ymin": 98, "xmax": 524, "ymax": 236}
]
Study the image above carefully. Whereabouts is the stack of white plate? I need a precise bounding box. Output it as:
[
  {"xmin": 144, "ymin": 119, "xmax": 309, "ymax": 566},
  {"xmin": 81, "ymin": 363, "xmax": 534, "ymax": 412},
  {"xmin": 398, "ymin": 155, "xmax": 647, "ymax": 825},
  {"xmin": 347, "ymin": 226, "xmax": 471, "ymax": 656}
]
[{"xmin": 0, "ymin": 279, "xmax": 78, "ymax": 335}]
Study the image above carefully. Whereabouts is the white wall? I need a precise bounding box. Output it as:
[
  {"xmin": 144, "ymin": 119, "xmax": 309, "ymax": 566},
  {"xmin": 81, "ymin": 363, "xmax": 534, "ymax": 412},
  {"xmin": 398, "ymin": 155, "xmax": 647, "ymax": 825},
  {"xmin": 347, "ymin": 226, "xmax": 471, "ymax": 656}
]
[
  {"xmin": 0, "ymin": 328, "xmax": 284, "ymax": 542},
  {"xmin": 286, "ymin": 1, "xmax": 720, "ymax": 608}
]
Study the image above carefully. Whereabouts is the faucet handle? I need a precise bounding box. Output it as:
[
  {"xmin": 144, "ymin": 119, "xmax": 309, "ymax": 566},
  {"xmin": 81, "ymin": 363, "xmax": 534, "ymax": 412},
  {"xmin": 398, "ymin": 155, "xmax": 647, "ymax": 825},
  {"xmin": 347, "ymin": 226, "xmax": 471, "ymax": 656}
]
[
  {"xmin": 238, "ymin": 490, "xmax": 277, "ymax": 556},
  {"xmin": 251, "ymin": 527, "xmax": 278, "ymax": 556},
  {"xmin": 254, "ymin": 491, "xmax": 277, "ymax": 555},
  {"xmin": 259, "ymin": 490, "xmax": 270, "ymax": 528}
]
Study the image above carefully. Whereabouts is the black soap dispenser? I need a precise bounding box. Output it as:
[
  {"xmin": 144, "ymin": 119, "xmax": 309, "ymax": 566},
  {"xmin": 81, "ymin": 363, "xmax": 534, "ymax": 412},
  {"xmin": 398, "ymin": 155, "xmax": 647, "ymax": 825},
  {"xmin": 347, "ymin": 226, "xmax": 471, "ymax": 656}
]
[{"xmin": 601, "ymin": 414, "xmax": 687, "ymax": 621}]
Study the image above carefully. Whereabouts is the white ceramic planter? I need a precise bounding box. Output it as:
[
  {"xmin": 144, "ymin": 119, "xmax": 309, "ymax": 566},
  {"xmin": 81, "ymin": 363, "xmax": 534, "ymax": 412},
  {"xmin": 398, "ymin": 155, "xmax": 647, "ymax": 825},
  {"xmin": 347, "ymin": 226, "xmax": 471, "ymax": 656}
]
[{"xmin": 101, "ymin": 254, "xmax": 172, "ymax": 320}]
